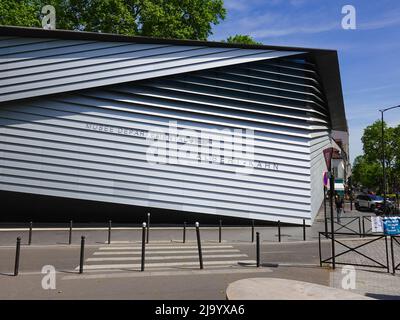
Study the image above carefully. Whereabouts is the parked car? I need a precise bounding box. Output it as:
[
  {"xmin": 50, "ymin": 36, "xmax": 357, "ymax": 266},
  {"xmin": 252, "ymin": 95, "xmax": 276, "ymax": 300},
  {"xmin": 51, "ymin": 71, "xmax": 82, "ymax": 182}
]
[{"xmin": 355, "ymin": 194, "xmax": 384, "ymax": 212}]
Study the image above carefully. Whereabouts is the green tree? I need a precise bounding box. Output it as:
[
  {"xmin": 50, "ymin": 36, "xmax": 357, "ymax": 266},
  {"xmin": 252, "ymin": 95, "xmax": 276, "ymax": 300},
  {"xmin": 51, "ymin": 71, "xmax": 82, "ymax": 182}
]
[
  {"xmin": 225, "ymin": 34, "xmax": 262, "ymax": 45},
  {"xmin": 354, "ymin": 120, "xmax": 400, "ymax": 194},
  {"xmin": 0, "ymin": 0, "xmax": 41, "ymax": 27},
  {"xmin": 362, "ymin": 120, "xmax": 395, "ymax": 168},
  {"xmin": 0, "ymin": 0, "xmax": 226, "ymax": 40},
  {"xmin": 352, "ymin": 155, "xmax": 381, "ymax": 191}
]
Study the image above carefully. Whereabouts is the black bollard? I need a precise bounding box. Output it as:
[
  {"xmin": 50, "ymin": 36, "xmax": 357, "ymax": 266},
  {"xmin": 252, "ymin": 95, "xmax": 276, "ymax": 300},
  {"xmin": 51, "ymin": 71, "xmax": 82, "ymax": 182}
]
[
  {"xmin": 68, "ymin": 220, "xmax": 73, "ymax": 245},
  {"xmin": 146, "ymin": 213, "xmax": 150, "ymax": 244},
  {"xmin": 195, "ymin": 222, "xmax": 203, "ymax": 269},
  {"xmin": 28, "ymin": 221, "xmax": 33, "ymax": 245},
  {"xmin": 303, "ymin": 219, "xmax": 306, "ymax": 241},
  {"xmin": 108, "ymin": 220, "xmax": 112, "ymax": 245},
  {"xmin": 278, "ymin": 220, "xmax": 281, "ymax": 242},
  {"xmin": 183, "ymin": 222, "xmax": 186, "ymax": 243},
  {"xmin": 219, "ymin": 220, "xmax": 222, "ymax": 243},
  {"xmin": 79, "ymin": 236, "xmax": 85, "ymax": 274},
  {"xmin": 141, "ymin": 222, "xmax": 146, "ymax": 271},
  {"xmin": 14, "ymin": 237, "xmax": 21, "ymax": 276},
  {"xmin": 362, "ymin": 217, "xmax": 365, "ymax": 236},
  {"xmin": 256, "ymin": 232, "xmax": 260, "ymax": 268},
  {"xmin": 251, "ymin": 220, "xmax": 255, "ymax": 243}
]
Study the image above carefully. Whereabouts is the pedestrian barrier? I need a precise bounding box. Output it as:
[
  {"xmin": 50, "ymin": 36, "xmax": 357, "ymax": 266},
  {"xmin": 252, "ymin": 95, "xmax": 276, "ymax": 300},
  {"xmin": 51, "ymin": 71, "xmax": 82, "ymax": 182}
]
[
  {"xmin": 0, "ymin": 218, "xmax": 315, "ymax": 276},
  {"xmin": 319, "ymin": 232, "xmax": 390, "ymax": 273},
  {"xmin": 361, "ymin": 216, "xmax": 373, "ymax": 235},
  {"xmin": 390, "ymin": 236, "xmax": 400, "ymax": 275},
  {"xmin": 326, "ymin": 216, "xmax": 362, "ymax": 236}
]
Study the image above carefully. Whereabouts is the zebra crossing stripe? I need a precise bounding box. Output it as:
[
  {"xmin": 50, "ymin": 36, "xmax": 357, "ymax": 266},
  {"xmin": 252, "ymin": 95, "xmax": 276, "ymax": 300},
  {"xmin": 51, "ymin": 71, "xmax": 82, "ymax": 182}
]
[
  {"xmin": 98, "ymin": 245, "xmax": 233, "ymax": 250},
  {"xmin": 93, "ymin": 249, "xmax": 240, "ymax": 255},
  {"xmin": 87, "ymin": 254, "xmax": 247, "ymax": 262},
  {"xmin": 75, "ymin": 260, "xmax": 255, "ymax": 270}
]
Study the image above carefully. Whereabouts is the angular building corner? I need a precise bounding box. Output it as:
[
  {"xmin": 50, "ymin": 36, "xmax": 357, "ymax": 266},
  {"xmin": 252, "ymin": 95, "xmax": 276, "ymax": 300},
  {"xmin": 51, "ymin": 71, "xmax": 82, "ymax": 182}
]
[{"xmin": 0, "ymin": 26, "xmax": 348, "ymax": 225}]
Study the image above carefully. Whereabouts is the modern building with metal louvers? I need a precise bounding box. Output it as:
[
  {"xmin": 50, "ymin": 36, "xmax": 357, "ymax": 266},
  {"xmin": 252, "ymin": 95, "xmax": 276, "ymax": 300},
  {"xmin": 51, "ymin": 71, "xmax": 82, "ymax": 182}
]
[{"xmin": 0, "ymin": 26, "xmax": 348, "ymax": 225}]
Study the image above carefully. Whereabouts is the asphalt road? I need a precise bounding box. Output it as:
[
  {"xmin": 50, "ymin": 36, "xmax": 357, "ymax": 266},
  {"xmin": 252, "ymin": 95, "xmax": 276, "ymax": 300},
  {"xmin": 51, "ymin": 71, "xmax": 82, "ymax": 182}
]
[{"xmin": 0, "ymin": 239, "xmax": 331, "ymax": 299}]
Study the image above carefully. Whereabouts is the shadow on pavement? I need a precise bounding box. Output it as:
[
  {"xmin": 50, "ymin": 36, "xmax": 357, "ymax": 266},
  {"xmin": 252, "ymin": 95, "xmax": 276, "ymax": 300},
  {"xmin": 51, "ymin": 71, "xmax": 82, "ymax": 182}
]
[{"xmin": 366, "ymin": 293, "xmax": 400, "ymax": 300}]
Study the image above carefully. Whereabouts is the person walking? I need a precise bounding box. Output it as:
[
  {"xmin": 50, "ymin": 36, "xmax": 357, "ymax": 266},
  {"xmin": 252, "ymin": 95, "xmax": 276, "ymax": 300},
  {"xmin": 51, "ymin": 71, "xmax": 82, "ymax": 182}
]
[{"xmin": 335, "ymin": 194, "xmax": 342, "ymax": 223}]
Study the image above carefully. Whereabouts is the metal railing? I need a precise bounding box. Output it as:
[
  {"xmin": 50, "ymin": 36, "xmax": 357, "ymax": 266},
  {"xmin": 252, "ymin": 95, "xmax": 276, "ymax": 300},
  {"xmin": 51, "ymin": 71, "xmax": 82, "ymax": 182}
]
[
  {"xmin": 325, "ymin": 216, "xmax": 362, "ymax": 236},
  {"xmin": 390, "ymin": 236, "xmax": 400, "ymax": 275},
  {"xmin": 319, "ymin": 232, "xmax": 390, "ymax": 273}
]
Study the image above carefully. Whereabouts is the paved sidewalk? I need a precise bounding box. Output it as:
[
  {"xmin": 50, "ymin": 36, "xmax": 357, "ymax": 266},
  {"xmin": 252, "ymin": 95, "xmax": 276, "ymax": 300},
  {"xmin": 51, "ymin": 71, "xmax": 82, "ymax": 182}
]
[{"xmin": 330, "ymin": 268, "xmax": 400, "ymax": 299}]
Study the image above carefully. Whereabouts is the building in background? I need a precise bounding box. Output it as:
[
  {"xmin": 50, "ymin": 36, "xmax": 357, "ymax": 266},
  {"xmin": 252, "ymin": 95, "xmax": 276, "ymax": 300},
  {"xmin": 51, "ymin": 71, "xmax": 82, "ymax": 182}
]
[
  {"xmin": 330, "ymin": 131, "xmax": 351, "ymax": 197},
  {"xmin": 0, "ymin": 26, "xmax": 348, "ymax": 225}
]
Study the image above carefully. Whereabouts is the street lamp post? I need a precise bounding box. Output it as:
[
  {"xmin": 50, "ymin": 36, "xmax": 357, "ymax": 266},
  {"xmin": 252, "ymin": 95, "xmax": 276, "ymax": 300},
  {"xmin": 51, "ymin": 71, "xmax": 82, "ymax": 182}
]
[{"xmin": 380, "ymin": 105, "xmax": 400, "ymax": 212}]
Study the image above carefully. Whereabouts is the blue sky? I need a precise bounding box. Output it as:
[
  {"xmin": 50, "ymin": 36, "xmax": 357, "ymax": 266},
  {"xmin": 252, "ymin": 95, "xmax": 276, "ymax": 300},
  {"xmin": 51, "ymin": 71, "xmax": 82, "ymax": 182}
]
[{"xmin": 209, "ymin": 0, "xmax": 400, "ymax": 163}]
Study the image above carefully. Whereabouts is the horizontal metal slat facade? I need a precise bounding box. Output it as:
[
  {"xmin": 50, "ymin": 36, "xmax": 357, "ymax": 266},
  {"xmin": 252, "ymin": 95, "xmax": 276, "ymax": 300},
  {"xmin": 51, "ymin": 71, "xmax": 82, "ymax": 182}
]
[
  {"xmin": 0, "ymin": 53, "xmax": 330, "ymax": 224},
  {"xmin": 0, "ymin": 36, "xmax": 304, "ymax": 102}
]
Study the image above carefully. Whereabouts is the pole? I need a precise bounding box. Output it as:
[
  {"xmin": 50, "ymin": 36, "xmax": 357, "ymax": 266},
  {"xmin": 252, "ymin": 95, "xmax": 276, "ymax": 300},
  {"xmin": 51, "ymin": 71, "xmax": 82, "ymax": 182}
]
[
  {"xmin": 195, "ymin": 222, "xmax": 203, "ymax": 269},
  {"xmin": 146, "ymin": 213, "xmax": 150, "ymax": 244},
  {"xmin": 391, "ymin": 237, "xmax": 396, "ymax": 275},
  {"xmin": 329, "ymin": 168, "xmax": 336, "ymax": 269},
  {"xmin": 318, "ymin": 232, "xmax": 322, "ymax": 267},
  {"xmin": 251, "ymin": 220, "xmax": 255, "ymax": 243},
  {"xmin": 303, "ymin": 219, "xmax": 306, "ymax": 241},
  {"xmin": 381, "ymin": 111, "xmax": 387, "ymax": 210},
  {"xmin": 14, "ymin": 237, "xmax": 21, "ymax": 276},
  {"xmin": 79, "ymin": 236, "xmax": 85, "ymax": 274},
  {"xmin": 183, "ymin": 222, "xmax": 186, "ymax": 243},
  {"xmin": 108, "ymin": 220, "xmax": 112, "ymax": 245},
  {"xmin": 256, "ymin": 232, "xmax": 260, "ymax": 267},
  {"xmin": 324, "ymin": 186, "xmax": 328, "ymax": 235},
  {"xmin": 278, "ymin": 220, "xmax": 281, "ymax": 242},
  {"xmin": 141, "ymin": 222, "xmax": 146, "ymax": 271},
  {"xmin": 68, "ymin": 220, "xmax": 73, "ymax": 245},
  {"xmin": 219, "ymin": 220, "xmax": 222, "ymax": 243},
  {"xmin": 362, "ymin": 217, "xmax": 365, "ymax": 236},
  {"xmin": 350, "ymin": 190, "xmax": 353, "ymax": 211},
  {"xmin": 28, "ymin": 221, "xmax": 33, "ymax": 245}
]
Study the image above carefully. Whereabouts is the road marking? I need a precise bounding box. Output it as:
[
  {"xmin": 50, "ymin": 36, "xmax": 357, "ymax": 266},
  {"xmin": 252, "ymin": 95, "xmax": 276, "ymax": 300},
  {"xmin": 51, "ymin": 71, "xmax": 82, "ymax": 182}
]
[
  {"xmin": 98, "ymin": 245, "xmax": 233, "ymax": 250},
  {"xmin": 62, "ymin": 267, "xmax": 271, "ymax": 280},
  {"xmin": 86, "ymin": 254, "xmax": 248, "ymax": 262},
  {"xmin": 93, "ymin": 249, "xmax": 240, "ymax": 255},
  {"xmin": 75, "ymin": 259, "xmax": 255, "ymax": 270}
]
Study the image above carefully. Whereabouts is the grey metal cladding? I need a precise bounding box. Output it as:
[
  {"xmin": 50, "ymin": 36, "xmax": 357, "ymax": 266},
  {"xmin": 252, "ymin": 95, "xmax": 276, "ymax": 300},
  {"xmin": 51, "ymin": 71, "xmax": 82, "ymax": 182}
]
[
  {"xmin": 0, "ymin": 35, "xmax": 304, "ymax": 103},
  {"xmin": 0, "ymin": 55, "xmax": 330, "ymax": 224}
]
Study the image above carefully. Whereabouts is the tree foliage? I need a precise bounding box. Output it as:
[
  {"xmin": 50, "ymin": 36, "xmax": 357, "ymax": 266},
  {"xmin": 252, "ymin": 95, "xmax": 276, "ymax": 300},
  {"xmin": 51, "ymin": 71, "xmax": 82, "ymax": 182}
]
[
  {"xmin": 224, "ymin": 34, "xmax": 262, "ymax": 45},
  {"xmin": 0, "ymin": 0, "xmax": 226, "ymax": 40},
  {"xmin": 0, "ymin": 0, "xmax": 41, "ymax": 27},
  {"xmin": 353, "ymin": 120, "xmax": 400, "ymax": 193},
  {"xmin": 352, "ymin": 155, "xmax": 382, "ymax": 191}
]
